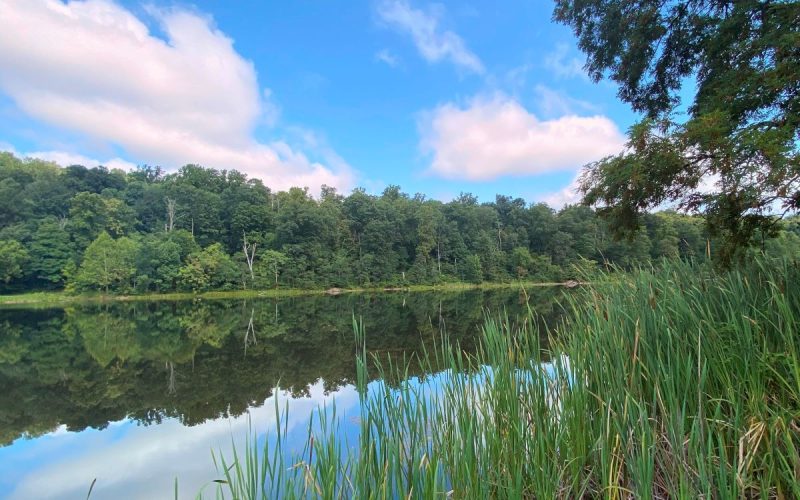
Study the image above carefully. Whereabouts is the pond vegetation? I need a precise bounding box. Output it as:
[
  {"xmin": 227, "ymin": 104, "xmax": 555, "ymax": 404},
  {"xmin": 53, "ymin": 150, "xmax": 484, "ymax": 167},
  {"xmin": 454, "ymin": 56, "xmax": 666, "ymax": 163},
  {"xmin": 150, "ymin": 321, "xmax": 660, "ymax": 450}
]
[{"xmin": 205, "ymin": 258, "xmax": 800, "ymax": 498}]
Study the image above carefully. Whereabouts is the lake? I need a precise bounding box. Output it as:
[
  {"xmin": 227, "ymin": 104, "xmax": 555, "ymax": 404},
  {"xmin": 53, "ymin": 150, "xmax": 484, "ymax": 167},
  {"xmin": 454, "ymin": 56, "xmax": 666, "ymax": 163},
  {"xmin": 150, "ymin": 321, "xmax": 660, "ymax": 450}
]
[{"xmin": 0, "ymin": 287, "xmax": 565, "ymax": 499}]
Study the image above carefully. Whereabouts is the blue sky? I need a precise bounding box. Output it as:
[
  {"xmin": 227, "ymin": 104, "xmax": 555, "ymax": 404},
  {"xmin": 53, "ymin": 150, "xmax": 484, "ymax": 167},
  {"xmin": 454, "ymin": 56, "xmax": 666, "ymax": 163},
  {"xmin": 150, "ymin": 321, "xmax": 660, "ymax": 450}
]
[{"xmin": 0, "ymin": 0, "xmax": 639, "ymax": 205}]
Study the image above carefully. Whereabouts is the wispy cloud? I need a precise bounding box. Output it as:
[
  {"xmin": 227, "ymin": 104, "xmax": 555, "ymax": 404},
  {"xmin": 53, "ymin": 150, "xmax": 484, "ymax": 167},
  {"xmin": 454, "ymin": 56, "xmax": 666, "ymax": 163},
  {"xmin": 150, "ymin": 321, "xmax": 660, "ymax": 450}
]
[
  {"xmin": 376, "ymin": 0, "xmax": 484, "ymax": 74},
  {"xmin": 0, "ymin": 141, "xmax": 18, "ymax": 156},
  {"xmin": 534, "ymin": 85, "xmax": 600, "ymax": 118},
  {"xmin": 544, "ymin": 43, "xmax": 587, "ymax": 80},
  {"xmin": 375, "ymin": 48, "xmax": 400, "ymax": 67},
  {"xmin": 0, "ymin": 0, "xmax": 353, "ymax": 192},
  {"xmin": 419, "ymin": 93, "xmax": 624, "ymax": 181}
]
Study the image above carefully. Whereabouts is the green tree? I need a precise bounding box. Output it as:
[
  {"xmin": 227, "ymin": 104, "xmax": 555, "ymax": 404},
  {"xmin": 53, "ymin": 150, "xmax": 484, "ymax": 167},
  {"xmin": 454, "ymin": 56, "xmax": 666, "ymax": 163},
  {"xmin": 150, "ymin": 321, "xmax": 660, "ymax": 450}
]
[
  {"xmin": 68, "ymin": 192, "xmax": 135, "ymax": 251},
  {"xmin": 648, "ymin": 212, "xmax": 681, "ymax": 260},
  {"xmin": 0, "ymin": 240, "xmax": 29, "ymax": 285},
  {"xmin": 257, "ymin": 250, "xmax": 289, "ymax": 288},
  {"xmin": 163, "ymin": 171, "xmax": 224, "ymax": 247},
  {"xmin": 0, "ymin": 178, "xmax": 29, "ymax": 227},
  {"xmin": 463, "ymin": 254, "xmax": 482, "ymax": 284},
  {"xmin": 527, "ymin": 203, "xmax": 557, "ymax": 255},
  {"xmin": 135, "ymin": 234, "xmax": 182, "ymax": 292},
  {"xmin": 29, "ymin": 219, "xmax": 74, "ymax": 286},
  {"xmin": 528, "ymin": 253, "xmax": 561, "ymax": 283},
  {"xmin": 510, "ymin": 247, "xmax": 533, "ymax": 279},
  {"xmin": 178, "ymin": 243, "xmax": 239, "ymax": 292},
  {"xmin": 413, "ymin": 202, "xmax": 446, "ymax": 282},
  {"xmin": 72, "ymin": 232, "xmax": 138, "ymax": 293},
  {"xmin": 554, "ymin": 0, "xmax": 800, "ymax": 262}
]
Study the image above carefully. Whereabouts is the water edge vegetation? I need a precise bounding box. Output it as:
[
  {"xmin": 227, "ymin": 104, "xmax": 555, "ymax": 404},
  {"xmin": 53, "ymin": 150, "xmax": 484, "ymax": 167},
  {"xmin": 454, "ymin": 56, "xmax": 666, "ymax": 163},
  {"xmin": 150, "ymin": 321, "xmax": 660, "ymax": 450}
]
[
  {"xmin": 199, "ymin": 257, "xmax": 800, "ymax": 498},
  {"xmin": 0, "ymin": 280, "xmax": 569, "ymax": 307}
]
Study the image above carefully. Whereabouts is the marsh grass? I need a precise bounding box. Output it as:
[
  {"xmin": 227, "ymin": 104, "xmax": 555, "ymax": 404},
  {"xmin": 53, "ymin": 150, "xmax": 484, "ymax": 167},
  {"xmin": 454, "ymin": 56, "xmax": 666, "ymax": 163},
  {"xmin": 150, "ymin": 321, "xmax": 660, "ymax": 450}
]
[{"xmin": 201, "ymin": 258, "xmax": 800, "ymax": 498}]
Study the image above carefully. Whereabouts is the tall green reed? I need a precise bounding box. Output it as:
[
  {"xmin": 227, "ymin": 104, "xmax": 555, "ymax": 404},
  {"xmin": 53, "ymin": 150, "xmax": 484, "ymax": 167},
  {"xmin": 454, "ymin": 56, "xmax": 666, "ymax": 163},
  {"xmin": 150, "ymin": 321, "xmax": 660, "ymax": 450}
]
[{"xmin": 202, "ymin": 258, "xmax": 800, "ymax": 498}]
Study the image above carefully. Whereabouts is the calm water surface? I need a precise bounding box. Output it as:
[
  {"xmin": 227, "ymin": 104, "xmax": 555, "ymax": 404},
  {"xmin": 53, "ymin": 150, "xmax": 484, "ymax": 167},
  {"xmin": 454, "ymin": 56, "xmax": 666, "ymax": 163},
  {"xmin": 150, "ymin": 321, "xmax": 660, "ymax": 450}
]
[{"xmin": 0, "ymin": 288, "xmax": 564, "ymax": 499}]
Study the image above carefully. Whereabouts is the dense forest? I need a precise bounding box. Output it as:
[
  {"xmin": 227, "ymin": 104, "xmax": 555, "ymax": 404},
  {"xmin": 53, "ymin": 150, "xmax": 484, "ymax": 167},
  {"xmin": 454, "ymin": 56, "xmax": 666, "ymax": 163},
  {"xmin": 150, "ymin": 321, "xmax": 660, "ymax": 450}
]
[{"xmin": 1, "ymin": 151, "xmax": 798, "ymax": 294}]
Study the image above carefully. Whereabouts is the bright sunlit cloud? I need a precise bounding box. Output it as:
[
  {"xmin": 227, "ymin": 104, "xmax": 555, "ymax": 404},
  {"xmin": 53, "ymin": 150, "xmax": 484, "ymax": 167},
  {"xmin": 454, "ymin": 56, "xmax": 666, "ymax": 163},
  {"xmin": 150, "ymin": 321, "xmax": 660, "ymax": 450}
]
[
  {"xmin": 539, "ymin": 173, "xmax": 582, "ymax": 208},
  {"xmin": 419, "ymin": 93, "xmax": 625, "ymax": 181},
  {"xmin": 0, "ymin": 0, "xmax": 353, "ymax": 192}
]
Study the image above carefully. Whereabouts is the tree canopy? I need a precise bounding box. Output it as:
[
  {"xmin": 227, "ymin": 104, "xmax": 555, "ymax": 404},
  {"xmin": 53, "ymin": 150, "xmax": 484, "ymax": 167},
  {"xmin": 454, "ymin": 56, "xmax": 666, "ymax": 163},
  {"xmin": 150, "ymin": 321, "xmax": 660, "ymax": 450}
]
[
  {"xmin": 1, "ymin": 151, "xmax": 797, "ymax": 294},
  {"xmin": 554, "ymin": 0, "xmax": 800, "ymax": 261}
]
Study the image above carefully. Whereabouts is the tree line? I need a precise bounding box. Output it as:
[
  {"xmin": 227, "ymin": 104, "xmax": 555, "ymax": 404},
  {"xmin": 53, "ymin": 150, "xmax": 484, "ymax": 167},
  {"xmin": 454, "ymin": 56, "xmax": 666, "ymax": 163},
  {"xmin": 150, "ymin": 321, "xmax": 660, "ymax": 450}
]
[{"xmin": 1, "ymin": 151, "xmax": 798, "ymax": 294}]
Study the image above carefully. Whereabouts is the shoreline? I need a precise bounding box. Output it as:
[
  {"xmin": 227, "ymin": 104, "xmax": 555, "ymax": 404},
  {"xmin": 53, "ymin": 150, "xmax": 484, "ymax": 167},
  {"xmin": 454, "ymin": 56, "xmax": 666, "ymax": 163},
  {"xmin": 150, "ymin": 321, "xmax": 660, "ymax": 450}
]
[{"xmin": 0, "ymin": 280, "xmax": 572, "ymax": 308}]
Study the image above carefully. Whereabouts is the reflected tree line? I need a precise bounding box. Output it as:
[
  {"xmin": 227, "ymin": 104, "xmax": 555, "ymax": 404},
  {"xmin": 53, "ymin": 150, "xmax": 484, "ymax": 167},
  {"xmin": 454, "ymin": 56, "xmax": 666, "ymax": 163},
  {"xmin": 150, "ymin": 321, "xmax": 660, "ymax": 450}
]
[{"xmin": 0, "ymin": 287, "xmax": 563, "ymax": 446}]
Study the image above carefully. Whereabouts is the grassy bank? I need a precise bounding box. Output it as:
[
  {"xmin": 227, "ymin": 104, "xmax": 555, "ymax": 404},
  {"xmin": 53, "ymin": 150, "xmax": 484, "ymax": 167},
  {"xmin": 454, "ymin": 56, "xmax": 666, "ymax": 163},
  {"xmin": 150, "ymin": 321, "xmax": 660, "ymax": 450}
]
[
  {"xmin": 0, "ymin": 280, "xmax": 566, "ymax": 308},
  {"xmin": 202, "ymin": 258, "xmax": 800, "ymax": 498}
]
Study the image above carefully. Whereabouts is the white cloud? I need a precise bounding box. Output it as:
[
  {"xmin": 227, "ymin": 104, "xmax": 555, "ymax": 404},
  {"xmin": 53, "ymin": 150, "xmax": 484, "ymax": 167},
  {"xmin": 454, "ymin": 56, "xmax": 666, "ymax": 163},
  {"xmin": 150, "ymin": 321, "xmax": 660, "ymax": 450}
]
[
  {"xmin": 0, "ymin": 0, "xmax": 352, "ymax": 192},
  {"xmin": 544, "ymin": 43, "xmax": 587, "ymax": 80},
  {"xmin": 376, "ymin": 0, "xmax": 484, "ymax": 74},
  {"xmin": 25, "ymin": 150, "xmax": 138, "ymax": 172},
  {"xmin": 502, "ymin": 63, "xmax": 533, "ymax": 93},
  {"xmin": 420, "ymin": 93, "xmax": 625, "ymax": 181},
  {"xmin": 375, "ymin": 48, "xmax": 400, "ymax": 67},
  {"xmin": 284, "ymin": 127, "xmax": 354, "ymax": 192},
  {"xmin": 260, "ymin": 88, "xmax": 281, "ymax": 127},
  {"xmin": 534, "ymin": 85, "xmax": 600, "ymax": 118},
  {"xmin": 539, "ymin": 174, "xmax": 582, "ymax": 208},
  {"xmin": 0, "ymin": 142, "xmax": 19, "ymax": 156}
]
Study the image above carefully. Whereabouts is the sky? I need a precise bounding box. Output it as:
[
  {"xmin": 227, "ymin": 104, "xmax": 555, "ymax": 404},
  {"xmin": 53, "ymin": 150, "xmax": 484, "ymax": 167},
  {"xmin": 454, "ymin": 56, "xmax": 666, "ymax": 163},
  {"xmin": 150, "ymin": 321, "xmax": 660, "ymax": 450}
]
[{"xmin": 0, "ymin": 0, "xmax": 640, "ymax": 206}]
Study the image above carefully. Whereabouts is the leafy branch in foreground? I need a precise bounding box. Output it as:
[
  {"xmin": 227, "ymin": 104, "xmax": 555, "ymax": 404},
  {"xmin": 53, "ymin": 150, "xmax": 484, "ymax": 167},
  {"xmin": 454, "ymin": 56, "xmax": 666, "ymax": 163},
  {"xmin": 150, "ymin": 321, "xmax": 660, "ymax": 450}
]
[{"xmin": 554, "ymin": 0, "xmax": 800, "ymax": 263}]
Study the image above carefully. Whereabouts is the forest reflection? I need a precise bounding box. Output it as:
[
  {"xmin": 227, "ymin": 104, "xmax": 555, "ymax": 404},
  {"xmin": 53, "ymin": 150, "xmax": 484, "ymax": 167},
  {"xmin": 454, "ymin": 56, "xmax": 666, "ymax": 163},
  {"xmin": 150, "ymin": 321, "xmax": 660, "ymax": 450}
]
[{"xmin": 0, "ymin": 287, "xmax": 564, "ymax": 446}]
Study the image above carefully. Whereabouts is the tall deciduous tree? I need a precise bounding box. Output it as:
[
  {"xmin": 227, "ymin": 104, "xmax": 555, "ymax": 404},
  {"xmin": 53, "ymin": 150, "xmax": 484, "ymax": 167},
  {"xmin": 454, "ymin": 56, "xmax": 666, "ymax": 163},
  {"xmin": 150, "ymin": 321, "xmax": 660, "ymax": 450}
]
[
  {"xmin": 177, "ymin": 243, "xmax": 239, "ymax": 292},
  {"xmin": 68, "ymin": 192, "xmax": 136, "ymax": 251},
  {"xmin": 71, "ymin": 232, "xmax": 138, "ymax": 293},
  {"xmin": 463, "ymin": 254, "xmax": 483, "ymax": 284},
  {"xmin": 29, "ymin": 218, "xmax": 73, "ymax": 286},
  {"xmin": 554, "ymin": 0, "xmax": 800, "ymax": 262},
  {"xmin": 258, "ymin": 250, "xmax": 288, "ymax": 288},
  {"xmin": 135, "ymin": 234, "xmax": 183, "ymax": 292},
  {"xmin": 0, "ymin": 240, "xmax": 29, "ymax": 285}
]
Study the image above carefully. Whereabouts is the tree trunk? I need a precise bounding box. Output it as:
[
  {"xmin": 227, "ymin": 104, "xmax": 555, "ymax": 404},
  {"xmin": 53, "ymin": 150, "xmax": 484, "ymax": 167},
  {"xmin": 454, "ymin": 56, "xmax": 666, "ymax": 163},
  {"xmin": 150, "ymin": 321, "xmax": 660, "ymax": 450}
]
[
  {"xmin": 243, "ymin": 232, "xmax": 256, "ymax": 280},
  {"xmin": 165, "ymin": 198, "xmax": 177, "ymax": 232}
]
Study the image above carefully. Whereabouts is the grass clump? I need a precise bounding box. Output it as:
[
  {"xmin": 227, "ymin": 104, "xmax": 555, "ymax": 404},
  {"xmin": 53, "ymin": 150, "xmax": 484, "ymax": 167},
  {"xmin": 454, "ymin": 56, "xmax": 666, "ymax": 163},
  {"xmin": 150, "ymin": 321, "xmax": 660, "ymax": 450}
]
[{"xmin": 202, "ymin": 258, "xmax": 800, "ymax": 498}]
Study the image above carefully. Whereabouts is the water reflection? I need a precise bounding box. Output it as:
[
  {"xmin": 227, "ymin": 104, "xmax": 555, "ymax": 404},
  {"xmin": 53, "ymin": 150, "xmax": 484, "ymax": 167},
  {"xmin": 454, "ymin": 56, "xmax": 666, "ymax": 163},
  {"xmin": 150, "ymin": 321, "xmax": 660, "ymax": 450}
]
[
  {"xmin": 4, "ymin": 381, "xmax": 361, "ymax": 499},
  {"xmin": 0, "ymin": 288, "xmax": 563, "ymax": 499}
]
